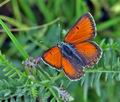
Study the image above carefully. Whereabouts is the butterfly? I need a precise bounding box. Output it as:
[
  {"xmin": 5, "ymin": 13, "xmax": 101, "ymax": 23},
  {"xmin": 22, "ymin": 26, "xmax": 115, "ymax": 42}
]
[{"xmin": 42, "ymin": 12, "xmax": 102, "ymax": 81}]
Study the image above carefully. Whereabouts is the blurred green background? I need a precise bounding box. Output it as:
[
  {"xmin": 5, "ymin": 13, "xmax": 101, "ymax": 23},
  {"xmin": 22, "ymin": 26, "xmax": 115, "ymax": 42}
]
[{"xmin": 0, "ymin": 0, "xmax": 120, "ymax": 102}]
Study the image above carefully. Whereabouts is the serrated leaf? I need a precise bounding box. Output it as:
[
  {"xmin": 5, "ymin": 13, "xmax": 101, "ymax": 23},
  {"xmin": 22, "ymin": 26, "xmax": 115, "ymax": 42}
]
[
  {"xmin": 83, "ymin": 74, "xmax": 89, "ymax": 101},
  {"xmin": 94, "ymin": 73, "xmax": 102, "ymax": 97},
  {"xmin": 4, "ymin": 90, "xmax": 11, "ymax": 97}
]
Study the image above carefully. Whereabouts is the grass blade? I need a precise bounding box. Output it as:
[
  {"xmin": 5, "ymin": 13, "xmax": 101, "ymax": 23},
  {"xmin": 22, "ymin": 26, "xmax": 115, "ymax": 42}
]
[{"xmin": 0, "ymin": 19, "xmax": 29, "ymax": 59}]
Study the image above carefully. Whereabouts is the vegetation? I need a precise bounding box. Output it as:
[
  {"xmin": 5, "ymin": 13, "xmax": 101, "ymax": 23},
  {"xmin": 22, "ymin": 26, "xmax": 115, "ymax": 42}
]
[{"xmin": 0, "ymin": 0, "xmax": 120, "ymax": 102}]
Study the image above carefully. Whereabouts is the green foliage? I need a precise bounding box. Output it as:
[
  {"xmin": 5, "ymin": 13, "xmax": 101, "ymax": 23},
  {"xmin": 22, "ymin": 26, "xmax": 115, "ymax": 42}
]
[
  {"xmin": 0, "ymin": 0, "xmax": 120, "ymax": 102},
  {"xmin": 0, "ymin": 52, "xmax": 21, "ymax": 78}
]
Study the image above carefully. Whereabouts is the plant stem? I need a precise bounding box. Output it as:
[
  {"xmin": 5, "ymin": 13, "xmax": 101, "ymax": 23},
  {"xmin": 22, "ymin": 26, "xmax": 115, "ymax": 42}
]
[
  {"xmin": 0, "ymin": 17, "xmax": 61, "ymax": 33},
  {"xmin": 85, "ymin": 70, "xmax": 120, "ymax": 73}
]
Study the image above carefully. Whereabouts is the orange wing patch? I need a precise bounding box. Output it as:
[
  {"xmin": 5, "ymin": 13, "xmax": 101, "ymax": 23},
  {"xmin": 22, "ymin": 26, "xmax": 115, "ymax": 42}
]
[
  {"xmin": 42, "ymin": 46, "xmax": 62, "ymax": 69},
  {"xmin": 74, "ymin": 42, "xmax": 102, "ymax": 67},
  {"xmin": 64, "ymin": 13, "xmax": 96, "ymax": 44},
  {"xmin": 62, "ymin": 57, "xmax": 84, "ymax": 80}
]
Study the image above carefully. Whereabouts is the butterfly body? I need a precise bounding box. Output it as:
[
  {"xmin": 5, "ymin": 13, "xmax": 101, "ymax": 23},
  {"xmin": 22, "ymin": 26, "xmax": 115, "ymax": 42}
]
[
  {"xmin": 60, "ymin": 42, "xmax": 86, "ymax": 67},
  {"xmin": 42, "ymin": 13, "xmax": 102, "ymax": 80}
]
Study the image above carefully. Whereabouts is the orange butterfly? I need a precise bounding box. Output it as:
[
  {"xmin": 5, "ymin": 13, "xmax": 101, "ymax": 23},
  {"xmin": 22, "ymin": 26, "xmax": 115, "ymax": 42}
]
[{"xmin": 42, "ymin": 12, "xmax": 102, "ymax": 80}]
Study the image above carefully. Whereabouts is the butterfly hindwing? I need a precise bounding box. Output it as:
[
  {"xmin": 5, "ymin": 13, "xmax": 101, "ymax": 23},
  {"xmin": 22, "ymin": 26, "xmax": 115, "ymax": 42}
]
[
  {"xmin": 62, "ymin": 57, "xmax": 84, "ymax": 80},
  {"xmin": 73, "ymin": 41, "xmax": 102, "ymax": 67},
  {"xmin": 42, "ymin": 46, "xmax": 62, "ymax": 70},
  {"xmin": 64, "ymin": 12, "xmax": 96, "ymax": 44}
]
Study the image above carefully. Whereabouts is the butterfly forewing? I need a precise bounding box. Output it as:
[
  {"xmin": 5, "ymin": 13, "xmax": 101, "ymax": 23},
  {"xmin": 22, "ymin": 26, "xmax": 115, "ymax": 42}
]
[
  {"xmin": 42, "ymin": 46, "xmax": 62, "ymax": 69},
  {"xmin": 64, "ymin": 13, "xmax": 96, "ymax": 44}
]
